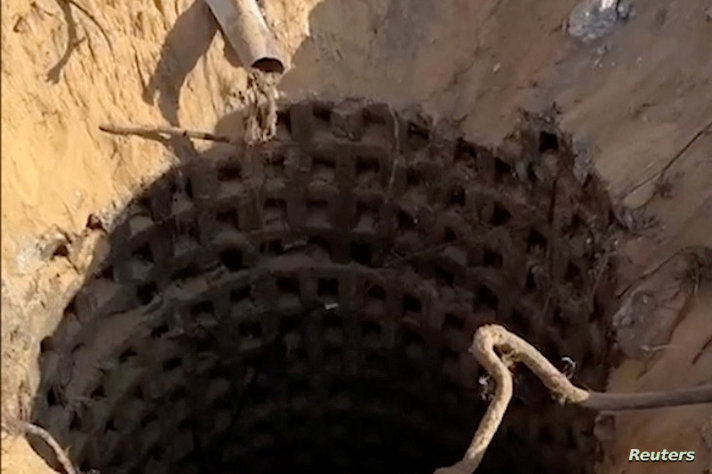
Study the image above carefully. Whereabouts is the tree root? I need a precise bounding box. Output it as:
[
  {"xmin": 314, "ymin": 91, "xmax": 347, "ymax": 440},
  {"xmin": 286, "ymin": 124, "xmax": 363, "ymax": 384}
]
[
  {"xmin": 99, "ymin": 123, "xmax": 233, "ymax": 143},
  {"xmin": 9, "ymin": 421, "xmax": 78, "ymax": 474},
  {"xmin": 434, "ymin": 324, "xmax": 712, "ymax": 474}
]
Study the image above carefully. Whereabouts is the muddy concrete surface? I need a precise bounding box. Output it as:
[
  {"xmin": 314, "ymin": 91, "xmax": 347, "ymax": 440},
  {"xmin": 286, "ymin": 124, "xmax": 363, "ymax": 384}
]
[
  {"xmin": 29, "ymin": 102, "xmax": 622, "ymax": 473},
  {"xmin": 1, "ymin": 1, "xmax": 711, "ymax": 473}
]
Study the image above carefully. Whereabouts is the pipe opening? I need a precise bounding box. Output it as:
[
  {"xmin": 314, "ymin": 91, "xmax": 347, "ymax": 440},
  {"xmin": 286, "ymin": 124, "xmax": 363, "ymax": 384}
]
[
  {"xmin": 30, "ymin": 100, "xmax": 624, "ymax": 474},
  {"xmin": 251, "ymin": 58, "xmax": 284, "ymax": 74}
]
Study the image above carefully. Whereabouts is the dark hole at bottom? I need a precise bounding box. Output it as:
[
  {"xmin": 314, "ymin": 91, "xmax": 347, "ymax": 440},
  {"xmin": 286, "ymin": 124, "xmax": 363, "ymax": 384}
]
[{"xmin": 29, "ymin": 296, "xmax": 601, "ymax": 474}]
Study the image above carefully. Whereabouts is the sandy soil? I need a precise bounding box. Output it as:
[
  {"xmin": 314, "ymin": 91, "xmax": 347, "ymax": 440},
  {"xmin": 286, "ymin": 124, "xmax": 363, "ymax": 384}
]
[{"xmin": 2, "ymin": 0, "xmax": 711, "ymax": 472}]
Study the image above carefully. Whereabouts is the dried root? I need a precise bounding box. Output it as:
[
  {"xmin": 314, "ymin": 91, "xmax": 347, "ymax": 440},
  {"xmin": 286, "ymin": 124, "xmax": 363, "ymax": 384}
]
[
  {"xmin": 435, "ymin": 324, "xmax": 712, "ymax": 474},
  {"xmin": 99, "ymin": 124, "xmax": 232, "ymax": 143},
  {"xmin": 4, "ymin": 420, "xmax": 78, "ymax": 474}
]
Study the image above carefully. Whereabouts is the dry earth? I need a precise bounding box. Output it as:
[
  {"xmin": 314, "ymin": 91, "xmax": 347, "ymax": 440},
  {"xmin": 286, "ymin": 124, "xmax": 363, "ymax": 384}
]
[{"xmin": 2, "ymin": 0, "xmax": 711, "ymax": 472}]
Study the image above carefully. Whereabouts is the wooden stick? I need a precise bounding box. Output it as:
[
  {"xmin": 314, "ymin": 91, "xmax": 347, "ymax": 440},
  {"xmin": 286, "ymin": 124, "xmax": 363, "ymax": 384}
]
[
  {"xmin": 434, "ymin": 324, "xmax": 712, "ymax": 474},
  {"xmin": 99, "ymin": 123, "xmax": 233, "ymax": 143}
]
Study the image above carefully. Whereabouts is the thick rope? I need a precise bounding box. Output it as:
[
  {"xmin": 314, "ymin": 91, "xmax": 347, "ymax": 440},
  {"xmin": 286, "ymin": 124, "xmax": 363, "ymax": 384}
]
[{"xmin": 434, "ymin": 324, "xmax": 712, "ymax": 473}]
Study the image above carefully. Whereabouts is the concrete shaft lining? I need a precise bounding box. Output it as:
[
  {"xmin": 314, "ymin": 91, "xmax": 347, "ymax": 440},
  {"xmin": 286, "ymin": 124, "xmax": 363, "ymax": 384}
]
[{"xmin": 30, "ymin": 100, "xmax": 623, "ymax": 473}]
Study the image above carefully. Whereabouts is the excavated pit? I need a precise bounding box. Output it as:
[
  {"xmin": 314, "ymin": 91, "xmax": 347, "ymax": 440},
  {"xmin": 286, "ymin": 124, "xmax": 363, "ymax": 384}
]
[{"xmin": 30, "ymin": 100, "xmax": 623, "ymax": 474}]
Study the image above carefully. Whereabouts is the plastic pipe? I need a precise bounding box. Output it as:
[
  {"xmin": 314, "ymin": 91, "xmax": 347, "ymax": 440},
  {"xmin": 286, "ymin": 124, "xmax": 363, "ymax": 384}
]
[{"xmin": 203, "ymin": 0, "xmax": 286, "ymax": 74}]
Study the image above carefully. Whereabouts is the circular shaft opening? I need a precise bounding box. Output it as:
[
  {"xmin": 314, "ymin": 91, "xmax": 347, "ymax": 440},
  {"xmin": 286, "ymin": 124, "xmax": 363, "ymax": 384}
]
[{"xmin": 31, "ymin": 100, "xmax": 622, "ymax": 474}]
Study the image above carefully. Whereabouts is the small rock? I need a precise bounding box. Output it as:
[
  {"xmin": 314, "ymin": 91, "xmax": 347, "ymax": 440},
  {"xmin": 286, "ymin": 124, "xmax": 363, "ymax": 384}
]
[
  {"xmin": 38, "ymin": 232, "xmax": 72, "ymax": 260},
  {"xmin": 572, "ymin": 141, "xmax": 594, "ymax": 183},
  {"xmin": 12, "ymin": 16, "xmax": 28, "ymax": 34},
  {"xmin": 617, "ymin": 0, "xmax": 634, "ymax": 20},
  {"xmin": 567, "ymin": 0, "xmax": 622, "ymax": 43},
  {"xmin": 594, "ymin": 413, "xmax": 616, "ymax": 441},
  {"xmin": 86, "ymin": 213, "xmax": 105, "ymax": 231}
]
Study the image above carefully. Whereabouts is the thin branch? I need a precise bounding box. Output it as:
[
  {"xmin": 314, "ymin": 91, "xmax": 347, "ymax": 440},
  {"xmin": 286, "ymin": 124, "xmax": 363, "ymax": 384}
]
[
  {"xmin": 47, "ymin": 0, "xmax": 82, "ymax": 83},
  {"xmin": 64, "ymin": 0, "xmax": 114, "ymax": 54},
  {"xmin": 624, "ymin": 118, "xmax": 712, "ymax": 201},
  {"xmin": 99, "ymin": 123, "xmax": 233, "ymax": 143},
  {"xmin": 46, "ymin": 0, "xmax": 115, "ymax": 83},
  {"xmin": 435, "ymin": 324, "xmax": 712, "ymax": 474},
  {"xmin": 17, "ymin": 422, "xmax": 77, "ymax": 474}
]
